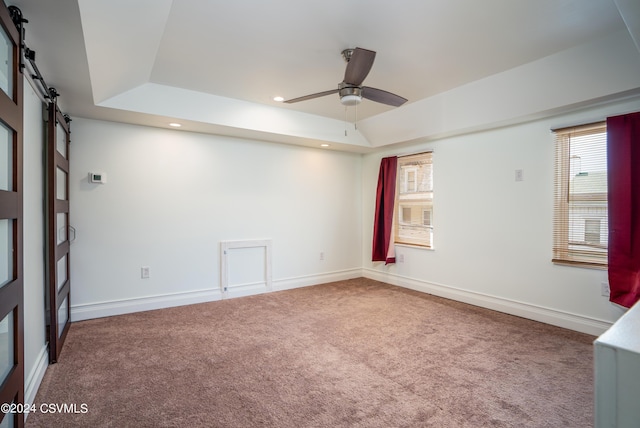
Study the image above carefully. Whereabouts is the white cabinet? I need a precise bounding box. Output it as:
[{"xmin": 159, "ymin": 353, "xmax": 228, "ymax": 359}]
[{"xmin": 594, "ymin": 301, "xmax": 640, "ymax": 428}]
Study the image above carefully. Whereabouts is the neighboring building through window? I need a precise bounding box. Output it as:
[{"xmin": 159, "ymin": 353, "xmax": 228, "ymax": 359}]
[
  {"xmin": 395, "ymin": 152, "xmax": 433, "ymax": 248},
  {"xmin": 584, "ymin": 218, "xmax": 602, "ymax": 244},
  {"xmin": 552, "ymin": 122, "xmax": 607, "ymax": 267}
]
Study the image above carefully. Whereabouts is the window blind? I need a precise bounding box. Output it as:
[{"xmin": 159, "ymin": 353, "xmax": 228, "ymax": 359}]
[{"xmin": 552, "ymin": 122, "xmax": 607, "ymax": 268}]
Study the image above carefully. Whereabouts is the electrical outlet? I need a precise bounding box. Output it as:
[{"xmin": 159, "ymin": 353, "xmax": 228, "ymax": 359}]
[
  {"xmin": 515, "ymin": 169, "xmax": 524, "ymax": 182},
  {"xmin": 601, "ymin": 282, "xmax": 610, "ymax": 297},
  {"xmin": 319, "ymin": 252, "xmax": 325, "ymax": 261},
  {"xmin": 398, "ymin": 254, "xmax": 405, "ymax": 263},
  {"xmin": 141, "ymin": 266, "xmax": 150, "ymax": 279}
]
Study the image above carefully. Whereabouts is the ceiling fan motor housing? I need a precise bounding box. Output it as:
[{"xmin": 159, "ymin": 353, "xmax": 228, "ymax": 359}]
[{"xmin": 339, "ymin": 83, "xmax": 362, "ymax": 106}]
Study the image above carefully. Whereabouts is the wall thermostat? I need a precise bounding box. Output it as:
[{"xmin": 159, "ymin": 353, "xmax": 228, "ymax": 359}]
[{"xmin": 89, "ymin": 172, "xmax": 107, "ymax": 184}]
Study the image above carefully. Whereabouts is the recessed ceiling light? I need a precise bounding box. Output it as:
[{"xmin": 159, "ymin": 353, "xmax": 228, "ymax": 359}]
[
  {"xmin": 273, "ymin": 96, "xmax": 284, "ymax": 102},
  {"xmin": 320, "ymin": 144, "xmax": 330, "ymax": 148},
  {"xmin": 169, "ymin": 122, "xmax": 182, "ymax": 127}
]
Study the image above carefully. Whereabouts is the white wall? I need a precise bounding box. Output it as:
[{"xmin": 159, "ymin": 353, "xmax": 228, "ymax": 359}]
[
  {"xmin": 23, "ymin": 76, "xmax": 47, "ymax": 405},
  {"xmin": 69, "ymin": 119, "xmax": 363, "ymax": 319},
  {"xmin": 362, "ymin": 97, "xmax": 640, "ymax": 335}
]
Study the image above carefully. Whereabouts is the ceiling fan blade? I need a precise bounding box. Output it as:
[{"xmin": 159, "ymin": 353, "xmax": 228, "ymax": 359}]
[
  {"xmin": 343, "ymin": 47, "xmax": 376, "ymax": 86},
  {"xmin": 283, "ymin": 89, "xmax": 338, "ymax": 104},
  {"xmin": 362, "ymin": 86, "xmax": 408, "ymax": 107}
]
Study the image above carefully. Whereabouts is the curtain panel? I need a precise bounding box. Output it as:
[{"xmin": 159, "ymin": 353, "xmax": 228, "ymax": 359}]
[
  {"xmin": 372, "ymin": 156, "xmax": 397, "ymax": 264},
  {"xmin": 607, "ymin": 112, "xmax": 640, "ymax": 308}
]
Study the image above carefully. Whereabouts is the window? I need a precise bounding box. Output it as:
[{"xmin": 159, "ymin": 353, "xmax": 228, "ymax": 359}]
[
  {"xmin": 422, "ymin": 209, "xmax": 432, "ymax": 227},
  {"xmin": 552, "ymin": 122, "xmax": 607, "ymax": 267},
  {"xmin": 401, "ymin": 207, "xmax": 411, "ymax": 224},
  {"xmin": 404, "ymin": 168, "xmax": 417, "ymax": 192},
  {"xmin": 395, "ymin": 152, "xmax": 433, "ymax": 247},
  {"xmin": 584, "ymin": 219, "xmax": 601, "ymax": 244}
]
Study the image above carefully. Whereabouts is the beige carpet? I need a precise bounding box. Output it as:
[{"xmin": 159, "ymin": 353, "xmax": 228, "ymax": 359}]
[{"xmin": 26, "ymin": 278, "xmax": 595, "ymax": 427}]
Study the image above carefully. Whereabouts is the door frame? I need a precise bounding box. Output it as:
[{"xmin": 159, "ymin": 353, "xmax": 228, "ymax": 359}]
[{"xmin": 0, "ymin": 2, "xmax": 24, "ymax": 427}]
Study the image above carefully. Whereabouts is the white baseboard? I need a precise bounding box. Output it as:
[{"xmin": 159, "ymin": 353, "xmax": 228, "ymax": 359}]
[
  {"xmin": 71, "ymin": 289, "xmax": 223, "ymax": 322},
  {"xmin": 70, "ymin": 268, "xmax": 363, "ymax": 321},
  {"xmin": 363, "ymin": 268, "xmax": 613, "ymax": 336},
  {"xmin": 24, "ymin": 344, "xmax": 48, "ymax": 422},
  {"xmin": 273, "ymin": 268, "xmax": 363, "ymax": 292},
  {"xmin": 224, "ymin": 281, "xmax": 271, "ymax": 299}
]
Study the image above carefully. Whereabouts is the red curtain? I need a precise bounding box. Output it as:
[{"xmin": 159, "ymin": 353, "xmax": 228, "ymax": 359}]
[
  {"xmin": 607, "ymin": 112, "xmax": 640, "ymax": 308},
  {"xmin": 372, "ymin": 156, "xmax": 397, "ymax": 264}
]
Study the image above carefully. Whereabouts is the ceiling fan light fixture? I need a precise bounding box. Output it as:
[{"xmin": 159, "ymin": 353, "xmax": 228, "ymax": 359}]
[
  {"xmin": 339, "ymin": 84, "xmax": 362, "ymax": 106},
  {"xmin": 340, "ymin": 94, "xmax": 362, "ymax": 106}
]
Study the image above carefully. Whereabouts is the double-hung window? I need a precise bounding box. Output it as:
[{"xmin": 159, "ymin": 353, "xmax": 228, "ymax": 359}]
[
  {"xmin": 395, "ymin": 152, "xmax": 433, "ymax": 248},
  {"xmin": 552, "ymin": 122, "xmax": 607, "ymax": 268}
]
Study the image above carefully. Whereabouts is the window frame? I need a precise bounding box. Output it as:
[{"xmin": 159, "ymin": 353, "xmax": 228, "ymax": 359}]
[
  {"xmin": 552, "ymin": 122, "xmax": 607, "ymax": 269},
  {"xmin": 394, "ymin": 152, "xmax": 433, "ymax": 249}
]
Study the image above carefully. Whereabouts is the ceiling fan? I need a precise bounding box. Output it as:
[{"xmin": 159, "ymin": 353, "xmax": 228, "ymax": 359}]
[{"xmin": 283, "ymin": 47, "xmax": 408, "ymax": 108}]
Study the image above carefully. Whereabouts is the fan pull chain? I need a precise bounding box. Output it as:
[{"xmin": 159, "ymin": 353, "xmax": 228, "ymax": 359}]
[
  {"xmin": 344, "ymin": 105, "xmax": 359, "ymax": 137},
  {"xmin": 354, "ymin": 103, "xmax": 358, "ymax": 131},
  {"xmin": 345, "ymin": 105, "xmax": 348, "ymax": 136}
]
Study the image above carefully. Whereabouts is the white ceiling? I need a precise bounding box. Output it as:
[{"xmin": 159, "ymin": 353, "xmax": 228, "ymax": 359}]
[{"xmin": 8, "ymin": 0, "xmax": 640, "ymax": 152}]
